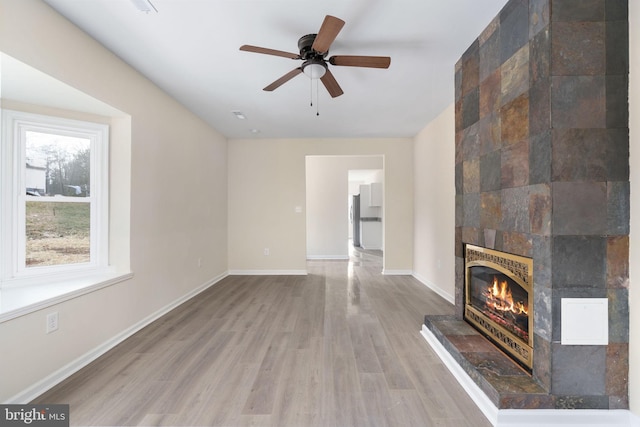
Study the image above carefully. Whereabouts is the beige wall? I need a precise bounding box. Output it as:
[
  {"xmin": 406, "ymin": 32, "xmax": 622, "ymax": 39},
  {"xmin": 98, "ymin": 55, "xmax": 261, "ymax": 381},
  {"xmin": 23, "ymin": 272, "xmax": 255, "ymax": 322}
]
[
  {"xmin": 629, "ymin": 0, "xmax": 639, "ymax": 416},
  {"xmin": 0, "ymin": 0, "xmax": 228, "ymax": 401},
  {"xmin": 228, "ymin": 138, "xmax": 413, "ymax": 274},
  {"xmin": 412, "ymin": 104, "xmax": 456, "ymax": 302}
]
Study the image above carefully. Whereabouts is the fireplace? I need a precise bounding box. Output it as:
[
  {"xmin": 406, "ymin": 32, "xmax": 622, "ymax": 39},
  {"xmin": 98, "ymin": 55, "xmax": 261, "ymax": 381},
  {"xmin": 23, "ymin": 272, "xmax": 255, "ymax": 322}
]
[{"xmin": 464, "ymin": 244, "xmax": 533, "ymax": 371}]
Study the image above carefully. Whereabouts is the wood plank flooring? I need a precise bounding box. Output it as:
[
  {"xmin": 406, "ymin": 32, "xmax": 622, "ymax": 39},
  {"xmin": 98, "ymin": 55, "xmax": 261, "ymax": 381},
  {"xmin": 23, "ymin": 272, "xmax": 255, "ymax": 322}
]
[{"xmin": 34, "ymin": 248, "xmax": 491, "ymax": 426}]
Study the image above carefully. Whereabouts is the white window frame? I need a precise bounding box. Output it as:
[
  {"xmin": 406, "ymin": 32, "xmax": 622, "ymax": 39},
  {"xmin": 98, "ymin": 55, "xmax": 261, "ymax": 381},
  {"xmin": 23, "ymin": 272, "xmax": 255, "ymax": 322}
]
[{"xmin": 1, "ymin": 110, "xmax": 109, "ymax": 287}]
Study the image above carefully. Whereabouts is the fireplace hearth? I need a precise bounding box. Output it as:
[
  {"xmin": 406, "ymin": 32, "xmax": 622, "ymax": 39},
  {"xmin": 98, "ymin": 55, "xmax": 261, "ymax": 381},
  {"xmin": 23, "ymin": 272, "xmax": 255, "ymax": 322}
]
[{"xmin": 464, "ymin": 245, "xmax": 533, "ymax": 370}]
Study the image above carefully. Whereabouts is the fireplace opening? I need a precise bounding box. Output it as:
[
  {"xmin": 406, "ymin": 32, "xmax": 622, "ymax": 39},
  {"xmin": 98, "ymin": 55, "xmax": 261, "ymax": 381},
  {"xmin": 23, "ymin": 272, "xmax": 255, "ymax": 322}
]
[{"xmin": 464, "ymin": 244, "xmax": 533, "ymax": 371}]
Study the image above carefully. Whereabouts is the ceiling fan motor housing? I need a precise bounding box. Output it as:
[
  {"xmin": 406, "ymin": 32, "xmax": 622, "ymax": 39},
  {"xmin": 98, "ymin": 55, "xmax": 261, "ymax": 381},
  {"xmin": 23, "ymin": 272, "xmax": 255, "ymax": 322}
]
[{"xmin": 298, "ymin": 34, "xmax": 327, "ymax": 60}]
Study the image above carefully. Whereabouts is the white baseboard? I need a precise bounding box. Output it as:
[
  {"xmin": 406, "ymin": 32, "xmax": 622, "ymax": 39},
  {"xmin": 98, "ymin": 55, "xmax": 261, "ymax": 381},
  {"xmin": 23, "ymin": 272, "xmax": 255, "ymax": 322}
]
[
  {"xmin": 412, "ymin": 272, "xmax": 455, "ymax": 304},
  {"xmin": 306, "ymin": 255, "xmax": 349, "ymax": 260},
  {"xmin": 228, "ymin": 269, "xmax": 308, "ymax": 275},
  {"xmin": 7, "ymin": 271, "xmax": 229, "ymax": 404},
  {"xmin": 382, "ymin": 269, "xmax": 412, "ymax": 275},
  {"xmin": 420, "ymin": 325, "xmax": 638, "ymax": 427}
]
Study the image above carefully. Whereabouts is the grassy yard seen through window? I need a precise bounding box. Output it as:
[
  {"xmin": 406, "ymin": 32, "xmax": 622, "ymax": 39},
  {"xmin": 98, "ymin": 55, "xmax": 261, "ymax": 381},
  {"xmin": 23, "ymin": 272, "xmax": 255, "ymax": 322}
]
[{"xmin": 26, "ymin": 201, "xmax": 90, "ymax": 267}]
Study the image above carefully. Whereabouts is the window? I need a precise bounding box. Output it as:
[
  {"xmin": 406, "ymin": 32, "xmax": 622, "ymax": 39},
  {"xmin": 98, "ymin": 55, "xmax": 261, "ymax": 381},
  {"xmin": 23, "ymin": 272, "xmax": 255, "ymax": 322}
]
[{"xmin": 1, "ymin": 110, "xmax": 109, "ymax": 285}]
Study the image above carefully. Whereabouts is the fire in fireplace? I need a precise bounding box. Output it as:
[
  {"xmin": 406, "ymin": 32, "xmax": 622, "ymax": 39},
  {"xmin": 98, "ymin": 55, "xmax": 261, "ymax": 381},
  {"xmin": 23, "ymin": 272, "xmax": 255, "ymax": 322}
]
[{"xmin": 464, "ymin": 244, "xmax": 533, "ymax": 371}]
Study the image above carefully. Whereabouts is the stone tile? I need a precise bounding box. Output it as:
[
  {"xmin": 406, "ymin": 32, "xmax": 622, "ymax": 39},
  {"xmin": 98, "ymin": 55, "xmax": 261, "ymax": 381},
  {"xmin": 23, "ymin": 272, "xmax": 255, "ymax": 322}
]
[
  {"xmin": 455, "ymin": 162, "xmax": 463, "ymax": 195},
  {"xmin": 529, "ymin": 80, "xmax": 550, "ymax": 137},
  {"xmin": 430, "ymin": 318, "xmax": 478, "ymax": 336},
  {"xmin": 607, "ymin": 76, "xmax": 629, "ymax": 129},
  {"xmin": 551, "ymin": 236, "xmax": 606, "ymax": 288},
  {"xmin": 482, "ymin": 228, "xmax": 497, "ymax": 249},
  {"xmin": 533, "ymin": 333, "xmax": 552, "ymax": 391},
  {"xmin": 551, "ymin": 128, "xmax": 608, "ymax": 182},
  {"xmin": 479, "ymin": 24, "xmax": 501, "ymax": 83},
  {"xmin": 463, "ymin": 159, "xmax": 480, "ymax": 194},
  {"xmin": 532, "ymin": 234, "xmax": 552, "ymax": 289},
  {"xmin": 449, "ymin": 335, "xmax": 501, "ymax": 354},
  {"xmin": 529, "ymin": 130, "xmax": 551, "ymax": 185},
  {"xmin": 480, "ymin": 191, "xmax": 502, "ymax": 230},
  {"xmin": 608, "ymin": 288, "xmax": 629, "ymax": 343},
  {"xmin": 463, "ymin": 351, "xmax": 530, "ymax": 377},
  {"xmin": 501, "ymin": 45, "xmax": 530, "ymax": 106},
  {"xmin": 551, "ymin": 0, "xmax": 605, "ymax": 22},
  {"xmin": 455, "ymin": 99, "xmax": 463, "ymax": 133},
  {"xmin": 480, "ymin": 69, "xmax": 501, "ymax": 120},
  {"xmin": 500, "ymin": 93, "xmax": 529, "ymax": 145},
  {"xmin": 555, "ymin": 395, "xmax": 609, "ymax": 409},
  {"xmin": 607, "ymin": 181, "xmax": 630, "ymax": 235},
  {"xmin": 607, "ymin": 235, "xmax": 629, "ymax": 289},
  {"xmin": 456, "ymin": 194, "xmax": 463, "ymax": 227},
  {"xmin": 462, "ymin": 226, "xmax": 480, "ymax": 246},
  {"xmin": 533, "ymin": 282, "xmax": 552, "ymax": 341},
  {"xmin": 530, "ymin": 28, "xmax": 550, "ymax": 86},
  {"xmin": 606, "ymin": 20, "xmax": 628, "ymax": 75},
  {"xmin": 479, "ymin": 14, "xmax": 500, "ymax": 45},
  {"xmin": 501, "ymin": 393, "xmax": 556, "ymax": 410},
  {"xmin": 455, "ymin": 257, "xmax": 464, "ymax": 318},
  {"xmin": 606, "ymin": 343, "xmax": 629, "ymax": 405},
  {"xmin": 455, "ymin": 227, "xmax": 463, "ymax": 257},
  {"xmin": 461, "ymin": 121, "xmax": 481, "ymax": 161},
  {"xmin": 455, "ymin": 129, "xmax": 464, "ymax": 164},
  {"xmin": 455, "ymin": 67, "xmax": 462, "ymax": 102},
  {"xmin": 551, "ymin": 344, "xmax": 606, "ymax": 395},
  {"xmin": 462, "ymin": 193, "xmax": 480, "ymax": 227},
  {"xmin": 461, "ymin": 40, "xmax": 480, "ymax": 97},
  {"xmin": 462, "ymin": 88, "xmax": 480, "ymax": 129},
  {"xmin": 605, "ymin": 0, "xmax": 628, "ymax": 22},
  {"xmin": 529, "ymin": 0, "xmax": 550, "ymax": 38},
  {"xmin": 552, "ymin": 181, "xmax": 607, "ymax": 236},
  {"xmin": 501, "ymin": 139, "xmax": 530, "ymax": 188},
  {"xmin": 500, "ymin": 0, "xmax": 530, "ymax": 63},
  {"xmin": 502, "ymin": 231, "xmax": 532, "ymax": 257},
  {"xmin": 551, "ymin": 22, "xmax": 605, "ymax": 76},
  {"xmin": 501, "ymin": 186, "xmax": 531, "ymax": 233},
  {"xmin": 480, "ymin": 150, "xmax": 501, "ymax": 192},
  {"xmin": 551, "ymin": 76, "xmax": 606, "ymax": 129},
  {"xmin": 529, "ymin": 183, "xmax": 551, "ymax": 235},
  {"xmin": 478, "ymin": 112, "xmax": 502, "ymax": 155}
]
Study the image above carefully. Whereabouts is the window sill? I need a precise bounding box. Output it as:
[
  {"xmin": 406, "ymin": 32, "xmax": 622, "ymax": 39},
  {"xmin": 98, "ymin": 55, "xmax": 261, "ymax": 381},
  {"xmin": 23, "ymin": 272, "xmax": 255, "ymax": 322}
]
[{"xmin": 0, "ymin": 270, "xmax": 133, "ymax": 323}]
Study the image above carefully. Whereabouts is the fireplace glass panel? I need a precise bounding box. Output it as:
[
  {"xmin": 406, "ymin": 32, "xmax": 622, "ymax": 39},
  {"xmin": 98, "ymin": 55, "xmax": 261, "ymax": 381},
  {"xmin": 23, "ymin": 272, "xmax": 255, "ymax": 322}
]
[
  {"xmin": 468, "ymin": 266, "xmax": 529, "ymax": 342},
  {"xmin": 464, "ymin": 244, "xmax": 533, "ymax": 370}
]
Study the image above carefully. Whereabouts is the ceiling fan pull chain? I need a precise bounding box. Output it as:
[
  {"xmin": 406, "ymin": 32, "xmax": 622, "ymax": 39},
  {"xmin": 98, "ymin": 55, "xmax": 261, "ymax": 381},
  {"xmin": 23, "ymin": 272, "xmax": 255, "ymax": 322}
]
[
  {"xmin": 310, "ymin": 77, "xmax": 313, "ymax": 107},
  {"xmin": 316, "ymin": 80, "xmax": 320, "ymax": 116}
]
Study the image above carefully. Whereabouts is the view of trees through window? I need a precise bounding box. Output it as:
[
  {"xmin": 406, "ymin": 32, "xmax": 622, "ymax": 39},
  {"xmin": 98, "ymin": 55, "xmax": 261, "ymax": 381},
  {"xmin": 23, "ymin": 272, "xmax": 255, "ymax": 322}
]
[{"xmin": 25, "ymin": 131, "xmax": 91, "ymax": 267}]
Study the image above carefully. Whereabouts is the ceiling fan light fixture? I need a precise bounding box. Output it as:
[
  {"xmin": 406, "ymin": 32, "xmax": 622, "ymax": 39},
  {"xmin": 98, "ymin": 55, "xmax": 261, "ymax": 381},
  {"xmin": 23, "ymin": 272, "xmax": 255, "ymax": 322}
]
[
  {"xmin": 130, "ymin": 0, "xmax": 157, "ymax": 13},
  {"xmin": 302, "ymin": 61, "xmax": 327, "ymax": 79}
]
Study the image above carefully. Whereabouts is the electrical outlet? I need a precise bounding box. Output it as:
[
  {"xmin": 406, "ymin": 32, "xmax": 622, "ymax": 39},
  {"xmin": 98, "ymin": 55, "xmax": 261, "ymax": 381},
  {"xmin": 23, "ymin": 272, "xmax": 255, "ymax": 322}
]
[
  {"xmin": 46, "ymin": 312, "xmax": 59, "ymax": 334},
  {"xmin": 264, "ymin": 248, "xmax": 270, "ymax": 256}
]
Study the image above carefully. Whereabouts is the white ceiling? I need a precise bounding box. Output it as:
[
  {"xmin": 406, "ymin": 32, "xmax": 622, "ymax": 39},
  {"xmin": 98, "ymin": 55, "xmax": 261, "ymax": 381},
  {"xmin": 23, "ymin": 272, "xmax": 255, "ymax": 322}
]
[{"xmin": 40, "ymin": 0, "xmax": 507, "ymax": 140}]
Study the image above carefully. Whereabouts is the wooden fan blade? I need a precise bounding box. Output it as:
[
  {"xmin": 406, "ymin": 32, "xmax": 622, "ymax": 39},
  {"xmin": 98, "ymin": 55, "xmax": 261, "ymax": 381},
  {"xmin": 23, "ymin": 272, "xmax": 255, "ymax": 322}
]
[
  {"xmin": 263, "ymin": 68, "xmax": 303, "ymax": 91},
  {"xmin": 329, "ymin": 55, "xmax": 391, "ymax": 68},
  {"xmin": 240, "ymin": 45, "xmax": 300, "ymax": 59},
  {"xmin": 312, "ymin": 15, "xmax": 345, "ymax": 54},
  {"xmin": 320, "ymin": 70, "xmax": 344, "ymax": 98}
]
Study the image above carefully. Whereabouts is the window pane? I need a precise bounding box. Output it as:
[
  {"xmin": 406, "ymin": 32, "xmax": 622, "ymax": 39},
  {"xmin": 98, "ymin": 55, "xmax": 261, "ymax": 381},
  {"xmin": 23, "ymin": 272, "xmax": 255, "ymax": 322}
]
[
  {"xmin": 25, "ymin": 131, "xmax": 91, "ymax": 197},
  {"xmin": 25, "ymin": 201, "xmax": 91, "ymax": 267}
]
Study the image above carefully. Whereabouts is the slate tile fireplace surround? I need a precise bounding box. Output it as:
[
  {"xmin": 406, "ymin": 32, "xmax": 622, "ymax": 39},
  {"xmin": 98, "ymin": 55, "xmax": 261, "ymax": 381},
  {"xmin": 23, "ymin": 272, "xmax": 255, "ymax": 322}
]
[{"xmin": 424, "ymin": 0, "xmax": 630, "ymax": 410}]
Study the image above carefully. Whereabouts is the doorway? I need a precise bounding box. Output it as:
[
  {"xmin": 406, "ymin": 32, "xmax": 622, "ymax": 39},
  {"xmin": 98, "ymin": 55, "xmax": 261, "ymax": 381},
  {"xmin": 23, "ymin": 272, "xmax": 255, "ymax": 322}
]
[{"xmin": 305, "ymin": 155, "xmax": 384, "ymax": 263}]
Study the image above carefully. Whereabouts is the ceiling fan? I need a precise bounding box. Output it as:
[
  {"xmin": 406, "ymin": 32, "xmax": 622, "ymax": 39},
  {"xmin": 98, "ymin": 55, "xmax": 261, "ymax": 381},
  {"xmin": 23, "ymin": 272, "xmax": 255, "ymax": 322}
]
[{"xmin": 240, "ymin": 15, "xmax": 391, "ymax": 98}]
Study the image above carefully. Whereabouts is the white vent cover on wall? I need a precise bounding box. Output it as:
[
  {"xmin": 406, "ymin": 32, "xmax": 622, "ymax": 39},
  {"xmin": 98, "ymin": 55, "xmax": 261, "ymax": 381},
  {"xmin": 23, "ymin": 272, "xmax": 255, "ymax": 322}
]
[{"xmin": 561, "ymin": 298, "xmax": 609, "ymax": 345}]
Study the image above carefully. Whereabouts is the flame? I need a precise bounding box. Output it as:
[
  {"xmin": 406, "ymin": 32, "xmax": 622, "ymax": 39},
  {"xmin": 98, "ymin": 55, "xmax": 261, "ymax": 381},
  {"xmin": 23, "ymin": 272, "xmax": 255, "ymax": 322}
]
[{"xmin": 485, "ymin": 276, "xmax": 528, "ymax": 315}]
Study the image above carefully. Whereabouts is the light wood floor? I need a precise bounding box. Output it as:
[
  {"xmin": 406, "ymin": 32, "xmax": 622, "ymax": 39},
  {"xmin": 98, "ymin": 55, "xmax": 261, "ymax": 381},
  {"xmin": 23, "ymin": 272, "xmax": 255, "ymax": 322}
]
[{"xmin": 35, "ymin": 248, "xmax": 491, "ymax": 427}]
